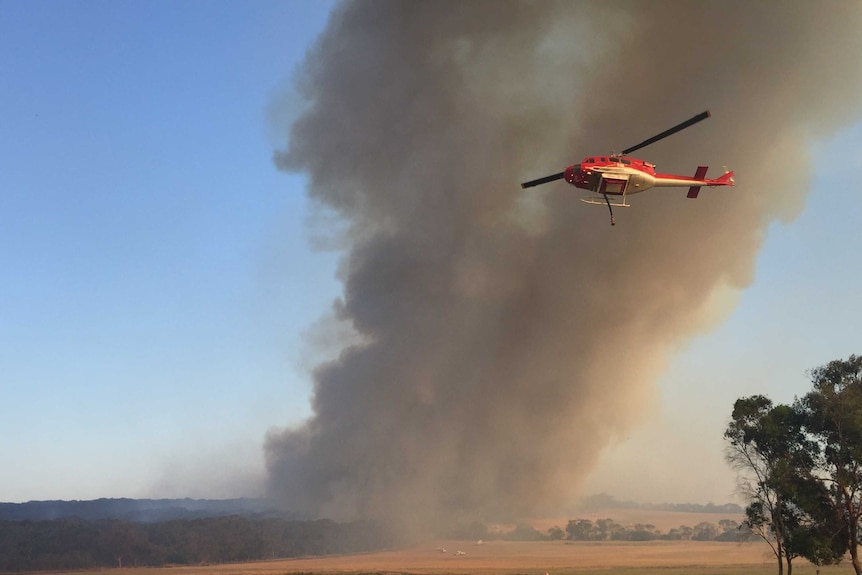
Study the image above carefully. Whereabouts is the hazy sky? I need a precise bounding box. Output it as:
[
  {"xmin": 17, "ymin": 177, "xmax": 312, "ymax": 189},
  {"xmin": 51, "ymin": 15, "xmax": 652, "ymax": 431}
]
[{"xmin": 2, "ymin": 1, "xmax": 861, "ymax": 509}]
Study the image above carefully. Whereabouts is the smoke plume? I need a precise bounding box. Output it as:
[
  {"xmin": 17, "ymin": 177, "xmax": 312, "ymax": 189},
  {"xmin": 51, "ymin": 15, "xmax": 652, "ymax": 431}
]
[{"xmin": 267, "ymin": 0, "xmax": 862, "ymax": 532}]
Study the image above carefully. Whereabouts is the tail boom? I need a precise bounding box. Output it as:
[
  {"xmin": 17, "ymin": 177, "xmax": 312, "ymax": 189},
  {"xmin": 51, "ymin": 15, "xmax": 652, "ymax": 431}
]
[{"xmin": 653, "ymin": 166, "xmax": 735, "ymax": 198}]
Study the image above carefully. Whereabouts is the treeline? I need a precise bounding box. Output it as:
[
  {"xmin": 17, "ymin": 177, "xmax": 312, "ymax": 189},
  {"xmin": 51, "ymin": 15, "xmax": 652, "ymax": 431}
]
[
  {"xmin": 445, "ymin": 517, "xmax": 752, "ymax": 542},
  {"xmin": 0, "ymin": 516, "xmax": 387, "ymax": 572},
  {"xmin": 560, "ymin": 517, "xmax": 751, "ymax": 542}
]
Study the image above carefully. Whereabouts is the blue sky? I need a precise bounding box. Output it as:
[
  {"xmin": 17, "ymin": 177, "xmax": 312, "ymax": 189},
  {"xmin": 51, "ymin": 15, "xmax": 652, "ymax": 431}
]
[
  {"xmin": 0, "ymin": 0, "xmax": 338, "ymax": 501},
  {"xmin": 1, "ymin": 1, "xmax": 860, "ymax": 505}
]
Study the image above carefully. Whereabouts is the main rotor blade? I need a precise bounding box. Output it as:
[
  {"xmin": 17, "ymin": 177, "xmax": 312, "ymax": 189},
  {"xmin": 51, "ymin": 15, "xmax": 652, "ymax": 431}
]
[
  {"xmin": 521, "ymin": 171, "xmax": 565, "ymax": 189},
  {"xmin": 621, "ymin": 110, "xmax": 711, "ymax": 156}
]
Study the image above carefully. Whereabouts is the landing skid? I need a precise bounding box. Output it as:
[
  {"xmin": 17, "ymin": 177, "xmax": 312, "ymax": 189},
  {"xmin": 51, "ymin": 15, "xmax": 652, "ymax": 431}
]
[
  {"xmin": 580, "ymin": 197, "xmax": 630, "ymax": 208},
  {"xmin": 581, "ymin": 193, "xmax": 629, "ymax": 226}
]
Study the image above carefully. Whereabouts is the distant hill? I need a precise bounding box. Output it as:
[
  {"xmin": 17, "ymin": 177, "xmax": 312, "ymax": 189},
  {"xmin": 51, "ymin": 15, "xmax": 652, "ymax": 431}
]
[{"xmin": 0, "ymin": 497, "xmax": 298, "ymax": 522}]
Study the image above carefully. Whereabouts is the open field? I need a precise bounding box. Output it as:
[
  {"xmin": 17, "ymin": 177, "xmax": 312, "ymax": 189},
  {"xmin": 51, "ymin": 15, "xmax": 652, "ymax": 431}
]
[{"xmin": 61, "ymin": 540, "xmax": 854, "ymax": 575}]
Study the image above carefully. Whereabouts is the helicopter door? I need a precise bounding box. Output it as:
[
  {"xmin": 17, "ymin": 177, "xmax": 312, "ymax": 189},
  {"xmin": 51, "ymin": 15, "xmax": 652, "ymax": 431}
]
[{"xmin": 598, "ymin": 173, "xmax": 629, "ymax": 195}]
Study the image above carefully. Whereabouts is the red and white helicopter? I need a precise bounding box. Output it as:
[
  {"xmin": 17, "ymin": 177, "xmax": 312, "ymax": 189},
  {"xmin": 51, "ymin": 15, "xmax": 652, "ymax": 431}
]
[{"xmin": 520, "ymin": 110, "xmax": 734, "ymax": 225}]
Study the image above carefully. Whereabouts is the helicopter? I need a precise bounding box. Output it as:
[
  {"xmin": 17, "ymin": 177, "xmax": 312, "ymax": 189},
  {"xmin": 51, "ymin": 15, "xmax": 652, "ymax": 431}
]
[{"xmin": 520, "ymin": 110, "xmax": 734, "ymax": 225}]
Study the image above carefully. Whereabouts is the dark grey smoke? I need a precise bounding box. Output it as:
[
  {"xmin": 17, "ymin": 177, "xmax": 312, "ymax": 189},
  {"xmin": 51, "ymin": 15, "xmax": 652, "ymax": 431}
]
[{"xmin": 267, "ymin": 0, "xmax": 862, "ymax": 532}]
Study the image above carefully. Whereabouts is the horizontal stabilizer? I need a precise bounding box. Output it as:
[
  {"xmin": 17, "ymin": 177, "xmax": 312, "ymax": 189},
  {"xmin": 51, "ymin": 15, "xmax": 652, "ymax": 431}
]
[{"xmin": 687, "ymin": 165, "xmax": 709, "ymax": 198}]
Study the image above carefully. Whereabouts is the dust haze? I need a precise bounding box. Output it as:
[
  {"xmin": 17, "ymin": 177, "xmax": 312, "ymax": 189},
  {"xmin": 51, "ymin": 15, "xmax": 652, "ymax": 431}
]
[{"xmin": 266, "ymin": 1, "xmax": 862, "ymax": 533}]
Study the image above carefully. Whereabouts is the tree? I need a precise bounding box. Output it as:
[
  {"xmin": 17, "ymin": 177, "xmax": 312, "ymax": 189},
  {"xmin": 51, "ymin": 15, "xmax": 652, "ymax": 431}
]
[
  {"xmin": 781, "ymin": 473, "xmax": 847, "ymax": 568},
  {"xmin": 724, "ymin": 395, "xmax": 818, "ymax": 575},
  {"xmin": 565, "ymin": 519, "xmax": 593, "ymax": 541},
  {"xmin": 691, "ymin": 522, "xmax": 719, "ymax": 541},
  {"xmin": 714, "ymin": 519, "xmax": 754, "ymax": 542},
  {"xmin": 797, "ymin": 355, "xmax": 862, "ymax": 575},
  {"xmin": 594, "ymin": 518, "xmax": 623, "ymax": 541},
  {"xmin": 502, "ymin": 523, "xmax": 546, "ymax": 541},
  {"xmin": 664, "ymin": 525, "xmax": 693, "ymax": 540}
]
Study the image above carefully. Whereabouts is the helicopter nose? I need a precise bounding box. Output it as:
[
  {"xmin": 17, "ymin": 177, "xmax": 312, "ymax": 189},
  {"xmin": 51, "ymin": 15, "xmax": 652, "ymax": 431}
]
[{"xmin": 565, "ymin": 164, "xmax": 581, "ymax": 183}]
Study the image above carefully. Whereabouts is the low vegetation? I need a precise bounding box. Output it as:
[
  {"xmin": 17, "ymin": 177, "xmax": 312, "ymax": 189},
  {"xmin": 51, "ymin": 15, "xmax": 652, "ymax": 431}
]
[
  {"xmin": 0, "ymin": 514, "xmax": 750, "ymax": 572},
  {"xmin": 0, "ymin": 516, "xmax": 385, "ymax": 572}
]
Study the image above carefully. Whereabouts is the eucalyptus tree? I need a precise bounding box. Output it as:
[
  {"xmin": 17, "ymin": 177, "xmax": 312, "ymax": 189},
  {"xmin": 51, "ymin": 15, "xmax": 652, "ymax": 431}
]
[
  {"xmin": 724, "ymin": 395, "xmax": 822, "ymax": 575},
  {"xmin": 798, "ymin": 355, "xmax": 862, "ymax": 575}
]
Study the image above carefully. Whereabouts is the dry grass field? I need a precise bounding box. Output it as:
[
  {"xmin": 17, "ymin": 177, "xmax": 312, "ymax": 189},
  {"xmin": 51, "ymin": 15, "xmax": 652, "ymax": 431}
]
[{"xmin": 63, "ymin": 539, "xmax": 854, "ymax": 575}]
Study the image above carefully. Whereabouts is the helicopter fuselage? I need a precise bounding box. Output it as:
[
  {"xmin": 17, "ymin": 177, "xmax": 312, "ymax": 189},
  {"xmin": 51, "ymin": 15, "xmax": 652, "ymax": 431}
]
[{"xmin": 564, "ymin": 155, "xmax": 733, "ymax": 197}]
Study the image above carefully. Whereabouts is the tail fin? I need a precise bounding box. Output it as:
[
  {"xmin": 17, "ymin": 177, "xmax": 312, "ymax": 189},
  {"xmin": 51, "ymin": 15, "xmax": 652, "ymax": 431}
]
[
  {"xmin": 687, "ymin": 166, "xmax": 709, "ymax": 199},
  {"xmin": 716, "ymin": 170, "xmax": 735, "ymax": 186}
]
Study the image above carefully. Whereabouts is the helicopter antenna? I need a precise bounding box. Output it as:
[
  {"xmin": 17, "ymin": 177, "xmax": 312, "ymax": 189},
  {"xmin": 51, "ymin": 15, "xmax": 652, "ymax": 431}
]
[{"xmin": 621, "ymin": 110, "xmax": 711, "ymax": 156}]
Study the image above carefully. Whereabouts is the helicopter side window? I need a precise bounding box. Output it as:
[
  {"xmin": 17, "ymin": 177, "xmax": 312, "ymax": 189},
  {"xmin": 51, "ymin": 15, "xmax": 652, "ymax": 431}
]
[
  {"xmin": 609, "ymin": 157, "xmax": 619, "ymax": 163},
  {"xmin": 600, "ymin": 157, "xmax": 606, "ymax": 162},
  {"xmin": 587, "ymin": 157, "xmax": 595, "ymax": 163},
  {"xmin": 621, "ymin": 158, "xmax": 631, "ymax": 165}
]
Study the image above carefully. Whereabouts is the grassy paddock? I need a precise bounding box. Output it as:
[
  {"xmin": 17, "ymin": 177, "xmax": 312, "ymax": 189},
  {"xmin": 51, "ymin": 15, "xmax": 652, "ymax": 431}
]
[{"xmin": 54, "ymin": 540, "xmax": 856, "ymax": 575}]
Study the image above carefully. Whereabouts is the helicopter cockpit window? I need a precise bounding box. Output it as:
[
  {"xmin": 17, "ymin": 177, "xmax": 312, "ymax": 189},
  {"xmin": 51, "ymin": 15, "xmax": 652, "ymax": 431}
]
[{"xmin": 587, "ymin": 157, "xmax": 595, "ymax": 163}]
